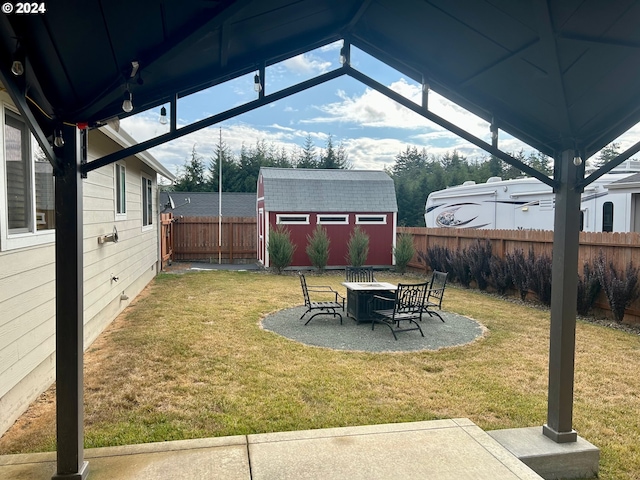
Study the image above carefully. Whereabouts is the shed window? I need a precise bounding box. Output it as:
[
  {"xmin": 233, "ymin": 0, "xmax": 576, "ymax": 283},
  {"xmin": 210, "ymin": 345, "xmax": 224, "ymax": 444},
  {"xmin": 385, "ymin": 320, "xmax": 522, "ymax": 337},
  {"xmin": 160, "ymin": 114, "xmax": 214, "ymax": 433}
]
[
  {"xmin": 277, "ymin": 214, "xmax": 309, "ymax": 224},
  {"xmin": 356, "ymin": 214, "xmax": 387, "ymax": 224},
  {"xmin": 317, "ymin": 214, "xmax": 348, "ymax": 224},
  {"xmin": 602, "ymin": 202, "xmax": 613, "ymax": 232}
]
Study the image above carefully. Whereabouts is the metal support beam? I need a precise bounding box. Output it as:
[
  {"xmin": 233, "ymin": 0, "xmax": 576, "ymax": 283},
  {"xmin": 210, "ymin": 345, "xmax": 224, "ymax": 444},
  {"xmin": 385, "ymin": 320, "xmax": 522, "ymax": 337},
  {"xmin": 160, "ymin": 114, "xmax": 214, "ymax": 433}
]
[
  {"xmin": 83, "ymin": 67, "xmax": 346, "ymax": 174},
  {"xmin": 52, "ymin": 125, "xmax": 88, "ymax": 480},
  {"xmin": 0, "ymin": 60, "xmax": 57, "ymax": 170},
  {"xmin": 543, "ymin": 149, "xmax": 581, "ymax": 444},
  {"xmin": 347, "ymin": 66, "xmax": 558, "ymax": 188},
  {"xmin": 577, "ymin": 138, "xmax": 640, "ymax": 190}
]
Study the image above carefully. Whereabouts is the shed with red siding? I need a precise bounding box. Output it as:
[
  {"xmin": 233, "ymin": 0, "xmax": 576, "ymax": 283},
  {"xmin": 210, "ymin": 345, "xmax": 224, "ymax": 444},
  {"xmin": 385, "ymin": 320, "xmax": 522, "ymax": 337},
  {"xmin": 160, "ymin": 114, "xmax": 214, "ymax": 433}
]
[{"xmin": 257, "ymin": 168, "xmax": 398, "ymax": 268}]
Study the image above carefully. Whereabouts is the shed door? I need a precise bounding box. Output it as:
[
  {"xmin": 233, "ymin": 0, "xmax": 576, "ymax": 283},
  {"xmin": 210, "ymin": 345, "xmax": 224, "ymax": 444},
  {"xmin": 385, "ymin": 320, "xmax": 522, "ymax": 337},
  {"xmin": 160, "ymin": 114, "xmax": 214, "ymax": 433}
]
[{"xmin": 258, "ymin": 208, "xmax": 265, "ymax": 263}]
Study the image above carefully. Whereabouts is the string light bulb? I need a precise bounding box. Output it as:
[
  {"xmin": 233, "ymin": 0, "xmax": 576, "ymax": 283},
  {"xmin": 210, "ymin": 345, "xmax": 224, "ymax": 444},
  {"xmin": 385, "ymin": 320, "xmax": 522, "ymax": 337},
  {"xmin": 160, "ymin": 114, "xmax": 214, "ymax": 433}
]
[
  {"xmin": 11, "ymin": 43, "xmax": 24, "ymax": 76},
  {"xmin": 573, "ymin": 155, "xmax": 582, "ymax": 166},
  {"xmin": 11, "ymin": 59, "xmax": 24, "ymax": 76},
  {"xmin": 254, "ymin": 73, "xmax": 262, "ymax": 93},
  {"xmin": 159, "ymin": 106, "xmax": 168, "ymax": 125},
  {"xmin": 122, "ymin": 89, "xmax": 133, "ymax": 113},
  {"xmin": 53, "ymin": 129, "xmax": 64, "ymax": 148}
]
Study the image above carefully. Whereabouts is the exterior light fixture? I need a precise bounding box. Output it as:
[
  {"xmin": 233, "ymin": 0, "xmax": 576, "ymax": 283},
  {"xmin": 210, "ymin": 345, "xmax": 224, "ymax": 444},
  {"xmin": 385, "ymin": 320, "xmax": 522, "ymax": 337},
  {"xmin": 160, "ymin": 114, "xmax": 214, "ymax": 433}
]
[
  {"xmin": 159, "ymin": 106, "xmax": 168, "ymax": 125},
  {"xmin": 573, "ymin": 155, "xmax": 583, "ymax": 166},
  {"xmin": 53, "ymin": 129, "xmax": 64, "ymax": 148},
  {"xmin": 11, "ymin": 43, "xmax": 24, "ymax": 76},
  {"xmin": 490, "ymin": 117, "xmax": 499, "ymax": 146},
  {"xmin": 122, "ymin": 88, "xmax": 133, "ymax": 113},
  {"xmin": 11, "ymin": 59, "xmax": 24, "ymax": 76},
  {"xmin": 254, "ymin": 72, "xmax": 262, "ymax": 93},
  {"xmin": 339, "ymin": 41, "xmax": 350, "ymax": 65}
]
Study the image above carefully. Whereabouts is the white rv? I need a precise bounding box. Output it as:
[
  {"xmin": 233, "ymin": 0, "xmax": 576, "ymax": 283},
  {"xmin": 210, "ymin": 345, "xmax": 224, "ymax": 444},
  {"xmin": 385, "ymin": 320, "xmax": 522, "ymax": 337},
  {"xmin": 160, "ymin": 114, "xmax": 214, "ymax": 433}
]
[{"xmin": 425, "ymin": 161, "xmax": 640, "ymax": 232}]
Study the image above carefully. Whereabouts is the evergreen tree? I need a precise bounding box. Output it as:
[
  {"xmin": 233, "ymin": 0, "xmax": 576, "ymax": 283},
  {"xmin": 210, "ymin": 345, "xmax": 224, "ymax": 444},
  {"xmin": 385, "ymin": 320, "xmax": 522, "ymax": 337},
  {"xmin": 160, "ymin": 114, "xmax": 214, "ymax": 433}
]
[
  {"xmin": 297, "ymin": 134, "xmax": 318, "ymax": 168},
  {"xmin": 594, "ymin": 143, "xmax": 621, "ymax": 168},
  {"xmin": 237, "ymin": 143, "xmax": 262, "ymax": 192},
  {"xmin": 525, "ymin": 151, "xmax": 553, "ymax": 177},
  {"xmin": 318, "ymin": 134, "xmax": 348, "ymax": 169},
  {"xmin": 174, "ymin": 145, "xmax": 207, "ymax": 191},
  {"xmin": 208, "ymin": 136, "xmax": 239, "ymax": 192}
]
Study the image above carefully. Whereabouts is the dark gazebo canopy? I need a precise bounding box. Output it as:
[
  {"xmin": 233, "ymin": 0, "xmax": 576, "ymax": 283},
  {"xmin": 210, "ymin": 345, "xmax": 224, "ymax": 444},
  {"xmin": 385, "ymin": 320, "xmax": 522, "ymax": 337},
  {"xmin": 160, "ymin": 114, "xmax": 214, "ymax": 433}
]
[{"xmin": 2, "ymin": 0, "xmax": 640, "ymax": 160}]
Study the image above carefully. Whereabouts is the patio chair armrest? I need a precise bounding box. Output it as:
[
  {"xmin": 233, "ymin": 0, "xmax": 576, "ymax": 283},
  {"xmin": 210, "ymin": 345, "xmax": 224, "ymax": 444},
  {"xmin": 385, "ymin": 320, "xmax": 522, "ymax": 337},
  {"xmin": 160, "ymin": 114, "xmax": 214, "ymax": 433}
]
[
  {"xmin": 370, "ymin": 294, "xmax": 394, "ymax": 303},
  {"xmin": 308, "ymin": 286, "xmax": 345, "ymax": 305},
  {"xmin": 307, "ymin": 285, "xmax": 335, "ymax": 292}
]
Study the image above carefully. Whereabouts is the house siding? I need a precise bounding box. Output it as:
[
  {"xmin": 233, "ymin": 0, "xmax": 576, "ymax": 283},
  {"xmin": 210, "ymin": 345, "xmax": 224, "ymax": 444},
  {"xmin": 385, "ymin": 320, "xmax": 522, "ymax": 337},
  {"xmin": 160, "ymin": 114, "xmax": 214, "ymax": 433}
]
[{"xmin": 0, "ymin": 127, "xmax": 162, "ymax": 435}]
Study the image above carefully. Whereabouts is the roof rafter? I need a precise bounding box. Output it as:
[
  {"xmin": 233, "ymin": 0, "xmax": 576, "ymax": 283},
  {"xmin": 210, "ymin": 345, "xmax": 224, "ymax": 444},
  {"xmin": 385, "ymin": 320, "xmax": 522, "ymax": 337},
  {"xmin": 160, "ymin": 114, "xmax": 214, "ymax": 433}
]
[{"xmin": 531, "ymin": 0, "xmax": 574, "ymax": 142}]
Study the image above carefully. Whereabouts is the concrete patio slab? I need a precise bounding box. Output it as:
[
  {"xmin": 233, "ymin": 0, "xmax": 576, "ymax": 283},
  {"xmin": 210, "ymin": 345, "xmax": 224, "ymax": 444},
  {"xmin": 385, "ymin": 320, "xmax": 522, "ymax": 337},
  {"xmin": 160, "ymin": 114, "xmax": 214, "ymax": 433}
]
[
  {"xmin": 0, "ymin": 437, "xmax": 251, "ymax": 480},
  {"xmin": 248, "ymin": 419, "xmax": 542, "ymax": 480},
  {"xmin": 0, "ymin": 419, "xmax": 544, "ymax": 480},
  {"xmin": 488, "ymin": 427, "xmax": 599, "ymax": 479}
]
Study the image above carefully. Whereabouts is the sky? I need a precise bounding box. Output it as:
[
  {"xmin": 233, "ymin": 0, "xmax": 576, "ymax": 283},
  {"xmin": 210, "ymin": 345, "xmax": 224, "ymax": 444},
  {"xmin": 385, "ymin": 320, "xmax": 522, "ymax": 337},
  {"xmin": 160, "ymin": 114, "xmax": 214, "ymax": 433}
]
[{"xmin": 120, "ymin": 40, "xmax": 640, "ymax": 182}]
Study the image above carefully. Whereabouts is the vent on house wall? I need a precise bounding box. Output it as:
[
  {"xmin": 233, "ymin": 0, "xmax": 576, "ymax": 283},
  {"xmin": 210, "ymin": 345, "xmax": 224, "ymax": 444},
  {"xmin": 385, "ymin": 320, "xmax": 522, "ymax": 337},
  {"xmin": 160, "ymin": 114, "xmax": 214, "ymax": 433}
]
[{"xmin": 540, "ymin": 199, "xmax": 554, "ymax": 211}]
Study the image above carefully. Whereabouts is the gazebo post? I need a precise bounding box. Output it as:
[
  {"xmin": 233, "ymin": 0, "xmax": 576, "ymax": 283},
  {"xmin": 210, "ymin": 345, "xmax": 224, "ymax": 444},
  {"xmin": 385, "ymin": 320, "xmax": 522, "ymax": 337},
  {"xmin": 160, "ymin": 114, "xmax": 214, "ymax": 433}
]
[
  {"xmin": 543, "ymin": 149, "xmax": 582, "ymax": 443},
  {"xmin": 52, "ymin": 124, "xmax": 88, "ymax": 479}
]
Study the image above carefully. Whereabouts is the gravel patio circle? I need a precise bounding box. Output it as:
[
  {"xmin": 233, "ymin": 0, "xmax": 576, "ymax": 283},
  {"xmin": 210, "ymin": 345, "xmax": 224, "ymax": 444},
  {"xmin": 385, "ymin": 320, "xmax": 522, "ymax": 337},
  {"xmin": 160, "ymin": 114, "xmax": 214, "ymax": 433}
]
[{"xmin": 261, "ymin": 306, "xmax": 487, "ymax": 352}]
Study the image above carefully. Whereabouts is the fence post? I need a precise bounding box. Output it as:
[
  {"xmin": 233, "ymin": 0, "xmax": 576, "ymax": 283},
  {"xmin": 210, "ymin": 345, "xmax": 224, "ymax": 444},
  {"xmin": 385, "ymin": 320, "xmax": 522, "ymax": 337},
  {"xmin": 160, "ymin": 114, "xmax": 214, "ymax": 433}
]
[{"xmin": 229, "ymin": 219, "xmax": 234, "ymax": 263}]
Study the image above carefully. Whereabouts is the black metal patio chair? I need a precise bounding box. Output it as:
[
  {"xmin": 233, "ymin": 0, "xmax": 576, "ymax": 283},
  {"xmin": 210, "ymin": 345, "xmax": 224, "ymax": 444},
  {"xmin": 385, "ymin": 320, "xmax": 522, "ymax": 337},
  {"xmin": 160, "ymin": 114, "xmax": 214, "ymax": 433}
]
[
  {"xmin": 298, "ymin": 272, "xmax": 345, "ymax": 325},
  {"xmin": 345, "ymin": 266, "xmax": 376, "ymax": 282},
  {"xmin": 423, "ymin": 271, "xmax": 448, "ymax": 322},
  {"xmin": 371, "ymin": 282, "xmax": 427, "ymax": 340}
]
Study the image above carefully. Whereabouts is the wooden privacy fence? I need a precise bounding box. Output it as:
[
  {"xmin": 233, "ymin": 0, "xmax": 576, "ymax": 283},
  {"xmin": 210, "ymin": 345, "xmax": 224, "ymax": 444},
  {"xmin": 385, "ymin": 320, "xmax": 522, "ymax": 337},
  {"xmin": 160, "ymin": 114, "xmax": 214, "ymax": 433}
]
[
  {"xmin": 398, "ymin": 227, "xmax": 640, "ymax": 321},
  {"xmin": 172, "ymin": 216, "xmax": 257, "ymax": 263},
  {"xmin": 160, "ymin": 213, "xmax": 174, "ymax": 268}
]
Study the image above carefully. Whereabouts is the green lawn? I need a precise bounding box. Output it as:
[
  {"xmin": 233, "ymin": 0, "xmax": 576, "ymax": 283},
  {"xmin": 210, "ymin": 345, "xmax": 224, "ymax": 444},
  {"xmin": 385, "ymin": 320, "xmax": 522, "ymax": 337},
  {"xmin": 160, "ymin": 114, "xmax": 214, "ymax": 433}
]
[{"xmin": 1, "ymin": 270, "xmax": 639, "ymax": 479}]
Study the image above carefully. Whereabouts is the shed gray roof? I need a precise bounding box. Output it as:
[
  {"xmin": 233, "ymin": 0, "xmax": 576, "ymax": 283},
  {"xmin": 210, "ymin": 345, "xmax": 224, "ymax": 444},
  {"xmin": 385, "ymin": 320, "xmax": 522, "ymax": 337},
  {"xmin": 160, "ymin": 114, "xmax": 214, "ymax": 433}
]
[
  {"xmin": 260, "ymin": 168, "xmax": 397, "ymax": 212},
  {"xmin": 160, "ymin": 192, "xmax": 256, "ymax": 217}
]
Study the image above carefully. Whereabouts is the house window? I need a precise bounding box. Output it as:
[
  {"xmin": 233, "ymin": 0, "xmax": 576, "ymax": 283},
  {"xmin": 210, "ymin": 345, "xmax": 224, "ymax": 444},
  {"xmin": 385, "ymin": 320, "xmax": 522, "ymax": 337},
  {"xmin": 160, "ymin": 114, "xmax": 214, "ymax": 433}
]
[
  {"xmin": 317, "ymin": 214, "xmax": 348, "ymax": 224},
  {"xmin": 602, "ymin": 202, "xmax": 613, "ymax": 232},
  {"xmin": 142, "ymin": 176, "xmax": 153, "ymax": 227},
  {"xmin": 356, "ymin": 214, "xmax": 386, "ymax": 224},
  {"xmin": 115, "ymin": 163, "xmax": 126, "ymax": 217},
  {"xmin": 1, "ymin": 108, "xmax": 55, "ymax": 250},
  {"xmin": 276, "ymin": 214, "xmax": 309, "ymax": 224}
]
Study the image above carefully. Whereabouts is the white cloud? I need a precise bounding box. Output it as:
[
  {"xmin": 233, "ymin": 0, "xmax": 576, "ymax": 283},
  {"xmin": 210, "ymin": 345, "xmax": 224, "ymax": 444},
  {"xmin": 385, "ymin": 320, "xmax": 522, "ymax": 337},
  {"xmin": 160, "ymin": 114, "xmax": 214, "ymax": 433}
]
[
  {"xmin": 319, "ymin": 40, "xmax": 342, "ymax": 53},
  {"xmin": 302, "ymin": 79, "xmax": 491, "ymax": 141},
  {"xmin": 281, "ymin": 53, "xmax": 332, "ymax": 75}
]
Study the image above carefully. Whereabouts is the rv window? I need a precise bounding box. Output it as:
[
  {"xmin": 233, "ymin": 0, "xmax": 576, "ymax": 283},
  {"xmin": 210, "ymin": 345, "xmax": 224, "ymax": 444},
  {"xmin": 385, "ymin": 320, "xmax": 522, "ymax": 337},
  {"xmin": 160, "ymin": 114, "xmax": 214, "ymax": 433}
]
[{"xmin": 603, "ymin": 202, "xmax": 614, "ymax": 232}]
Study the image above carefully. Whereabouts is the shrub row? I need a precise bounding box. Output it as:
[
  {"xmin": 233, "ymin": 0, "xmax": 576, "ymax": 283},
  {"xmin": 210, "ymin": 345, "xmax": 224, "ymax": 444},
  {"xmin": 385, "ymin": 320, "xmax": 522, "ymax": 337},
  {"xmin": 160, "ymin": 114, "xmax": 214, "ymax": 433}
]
[
  {"xmin": 418, "ymin": 240, "xmax": 640, "ymax": 322},
  {"xmin": 267, "ymin": 225, "xmax": 376, "ymax": 273}
]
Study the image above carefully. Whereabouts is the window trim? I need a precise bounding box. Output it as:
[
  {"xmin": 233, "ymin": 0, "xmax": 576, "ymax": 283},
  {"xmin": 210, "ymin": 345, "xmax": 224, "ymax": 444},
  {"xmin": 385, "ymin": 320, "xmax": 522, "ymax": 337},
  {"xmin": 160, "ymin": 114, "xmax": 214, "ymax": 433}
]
[
  {"xmin": 0, "ymin": 104, "xmax": 55, "ymax": 251},
  {"xmin": 115, "ymin": 162, "xmax": 127, "ymax": 220},
  {"xmin": 355, "ymin": 214, "xmax": 387, "ymax": 225},
  {"xmin": 141, "ymin": 174, "xmax": 153, "ymax": 230},
  {"xmin": 276, "ymin": 214, "xmax": 309, "ymax": 224},
  {"xmin": 316, "ymin": 214, "xmax": 349, "ymax": 225}
]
